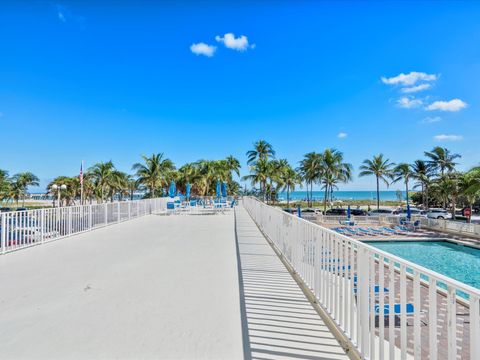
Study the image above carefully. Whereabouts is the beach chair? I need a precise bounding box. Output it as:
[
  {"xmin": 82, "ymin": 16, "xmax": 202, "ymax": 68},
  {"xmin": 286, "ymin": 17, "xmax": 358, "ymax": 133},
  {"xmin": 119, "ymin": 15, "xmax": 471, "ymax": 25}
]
[
  {"xmin": 166, "ymin": 202, "xmax": 176, "ymax": 215},
  {"xmin": 367, "ymin": 227, "xmax": 388, "ymax": 235},
  {"xmin": 358, "ymin": 227, "xmax": 376, "ymax": 236},
  {"xmin": 353, "ymin": 284, "xmax": 389, "ymax": 295},
  {"xmin": 333, "ymin": 227, "xmax": 351, "ymax": 236},
  {"xmin": 374, "ymin": 303, "xmax": 415, "ymax": 316}
]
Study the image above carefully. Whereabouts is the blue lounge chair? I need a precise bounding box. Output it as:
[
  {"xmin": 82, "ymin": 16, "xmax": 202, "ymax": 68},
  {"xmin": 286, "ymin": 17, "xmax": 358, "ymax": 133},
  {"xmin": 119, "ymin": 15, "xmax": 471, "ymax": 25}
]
[
  {"xmin": 374, "ymin": 303, "xmax": 415, "ymax": 316},
  {"xmin": 358, "ymin": 227, "xmax": 376, "ymax": 235},
  {"xmin": 353, "ymin": 285, "xmax": 389, "ymax": 295}
]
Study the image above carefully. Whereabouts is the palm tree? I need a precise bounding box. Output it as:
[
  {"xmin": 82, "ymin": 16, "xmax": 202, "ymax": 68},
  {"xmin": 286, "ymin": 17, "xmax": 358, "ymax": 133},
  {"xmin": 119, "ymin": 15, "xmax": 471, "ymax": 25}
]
[
  {"xmin": 246, "ymin": 140, "xmax": 275, "ymax": 165},
  {"xmin": 411, "ymin": 160, "xmax": 432, "ymax": 208},
  {"xmin": 320, "ymin": 149, "xmax": 353, "ymax": 212},
  {"xmin": 459, "ymin": 168, "xmax": 480, "ymax": 222},
  {"xmin": 225, "ymin": 155, "xmax": 241, "ymax": 177},
  {"xmin": 242, "ymin": 158, "xmax": 270, "ymax": 200},
  {"xmin": 132, "ymin": 153, "xmax": 175, "ymax": 198},
  {"xmin": 279, "ymin": 163, "xmax": 301, "ymax": 207},
  {"xmin": 425, "ymin": 146, "xmax": 461, "ymax": 176},
  {"xmin": 0, "ymin": 169, "xmax": 11, "ymax": 202},
  {"xmin": 87, "ymin": 161, "xmax": 115, "ymax": 202},
  {"xmin": 392, "ymin": 163, "xmax": 414, "ymax": 211},
  {"xmin": 298, "ymin": 152, "xmax": 323, "ymax": 207},
  {"xmin": 11, "ymin": 172, "xmax": 40, "ymax": 206},
  {"xmin": 359, "ymin": 154, "xmax": 395, "ymax": 210}
]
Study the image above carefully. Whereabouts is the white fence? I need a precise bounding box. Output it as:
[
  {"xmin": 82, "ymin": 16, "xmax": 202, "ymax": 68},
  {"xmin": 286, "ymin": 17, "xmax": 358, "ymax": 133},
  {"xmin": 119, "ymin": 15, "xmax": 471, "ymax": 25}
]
[
  {"xmin": 0, "ymin": 198, "xmax": 169, "ymax": 254},
  {"xmin": 244, "ymin": 197, "xmax": 480, "ymax": 360},
  {"xmin": 423, "ymin": 218, "xmax": 480, "ymax": 237}
]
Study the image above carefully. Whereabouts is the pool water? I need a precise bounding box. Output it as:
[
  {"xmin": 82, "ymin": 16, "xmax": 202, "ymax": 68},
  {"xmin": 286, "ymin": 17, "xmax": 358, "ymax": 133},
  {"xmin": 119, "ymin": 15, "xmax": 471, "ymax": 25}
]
[{"xmin": 366, "ymin": 241, "xmax": 480, "ymax": 290}]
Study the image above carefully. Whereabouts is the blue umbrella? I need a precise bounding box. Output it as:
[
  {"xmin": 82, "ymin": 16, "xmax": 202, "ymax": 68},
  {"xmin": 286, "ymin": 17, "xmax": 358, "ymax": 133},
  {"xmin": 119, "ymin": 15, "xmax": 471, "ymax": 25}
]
[
  {"xmin": 297, "ymin": 205, "xmax": 302, "ymax": 218},
  {"xmin": 186, "ymin": 182, "xmax": 191, "ymax": 200},
  {"xmin": 406, "ymin": 203, "xmax": 411, "ymax": 221},
  {"xmin": 347, "ymin": 205, "xmax": 351, "ymax": 220},
  {"xmin": 169, "ymin": 180, "xmax": 176, "ymax": 198},
  {"xmin": 221, "ymin": 182, "xmax": 227, "ymax": 198},
  {"xmin": 216, "ymin": 180, "xmax": 221, "ymax": 198}
]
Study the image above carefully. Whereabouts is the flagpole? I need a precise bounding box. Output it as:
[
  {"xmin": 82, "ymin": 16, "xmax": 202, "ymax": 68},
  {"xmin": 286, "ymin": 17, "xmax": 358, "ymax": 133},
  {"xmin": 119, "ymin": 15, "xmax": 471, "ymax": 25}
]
[{"xmin": 80, "ymin": 160, "xmax": 84, "ymax": 205}]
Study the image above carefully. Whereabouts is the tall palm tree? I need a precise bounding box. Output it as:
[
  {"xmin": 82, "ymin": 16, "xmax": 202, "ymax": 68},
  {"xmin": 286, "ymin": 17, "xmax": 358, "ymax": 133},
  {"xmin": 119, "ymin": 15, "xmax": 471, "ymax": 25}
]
[
  {"xmin": 87, "ymin": 161, "xmax": 115, "ymax": 202},
  {"xmin": 411, "ymin": 160, "xmax": 432, "ymax": 208},
  {"xmin": 246, "ymin": 140, "xmax": 275, "ymax": 165},
  {"xmin": 0, "ymin": 169, "xmax": 11, "ymax": 202},
  {"xmin": 459, "ymin": 169, "xmax": 480, "ymax": 222},
  {"xmin": 225, "ymin": 155, "xmax": 241, "ymax": 177},
  {"xmin": 298, "ymin": 152, "xmax": 323, "ymax": 207},
  {"xmin": 424, "ymin": 146, "xmax": 461, "ymax": 176},
  {"xmin": 242, "ymin": 158, "xmax": 270, "ymax": 200},
  {"xmin": 279, "ymin": 163, "xmax": 301, "ymax": 208},
  {"xmin": 359, "ymin": 154, "xmax": 395, "ymax": 210},
  {"xmin": 320, "ymin": 149, "xmax": 353, "ymax": 212},
  {"xmin": 392, "ymin": 163, "xmax": 414, "ymax": 210},
  {"xmin": 132, "ymin": 153, "xmax": 175, "ymax": 198},
  {"xmin": 11, "ymin": 172, "xmax": 40, "ymax": 206}
]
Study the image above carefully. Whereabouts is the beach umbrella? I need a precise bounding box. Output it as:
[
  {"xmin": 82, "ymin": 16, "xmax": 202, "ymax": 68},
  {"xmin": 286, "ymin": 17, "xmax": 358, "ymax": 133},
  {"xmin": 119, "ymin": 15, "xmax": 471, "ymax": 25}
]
[
  {"xmin": 216, "ymin": 180, "xmax": 221, "ymax": 198},
  {"xmin": 186, "ymin": 182, "xmax": 191, "ymax": 200},
  {"xmin": 169, "ymin": 180, "xmax": 176, "ymax": 198},
  {"xmin": 406, "ymin": 203, "xmax": 411, "ymax": 221},
  {"xmin": 347, "ymin": 205, "xmax": 351, "ymax": 220},
  {"xmin": 221, "ymin": 182, "xmax": 227, "ymax": 197},
  {"xmin": 297, "ymin": 205, "xmax": 302, "ymax": 218}
]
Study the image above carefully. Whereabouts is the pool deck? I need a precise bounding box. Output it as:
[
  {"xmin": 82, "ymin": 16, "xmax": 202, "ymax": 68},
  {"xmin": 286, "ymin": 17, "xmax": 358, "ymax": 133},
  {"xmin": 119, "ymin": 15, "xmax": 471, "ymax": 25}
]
[{"xmin": 0, "ymin": 206, "xmax": 349, "ymax": 359}]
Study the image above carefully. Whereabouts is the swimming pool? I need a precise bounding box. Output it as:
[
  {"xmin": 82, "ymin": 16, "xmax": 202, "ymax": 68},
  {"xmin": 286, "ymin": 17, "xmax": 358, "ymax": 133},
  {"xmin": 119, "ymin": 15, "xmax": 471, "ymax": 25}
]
[{"xmin": 366, "ymin": 240, "xmax": 480, "ymax": 290}]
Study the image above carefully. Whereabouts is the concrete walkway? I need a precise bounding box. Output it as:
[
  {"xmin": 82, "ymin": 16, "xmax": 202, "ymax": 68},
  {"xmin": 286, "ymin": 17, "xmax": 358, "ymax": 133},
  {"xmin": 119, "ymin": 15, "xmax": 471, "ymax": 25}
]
[
  {"xmin": 0, "ymin": 213, "xmax": 244, "ymax": 359},
  {"xmin": 235, "ymin": 206, "xmax": 349, "ymax": 360},
  {"xmin": 1, "ymin": 206, "xmax": 349, "ymax": 360}
]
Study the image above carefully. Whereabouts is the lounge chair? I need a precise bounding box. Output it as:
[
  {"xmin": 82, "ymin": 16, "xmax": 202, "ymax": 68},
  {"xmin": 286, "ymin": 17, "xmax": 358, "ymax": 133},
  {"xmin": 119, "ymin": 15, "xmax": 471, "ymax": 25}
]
[
  {"xmin": 353, "ymin": 285, "xmax": 389, "ymax": 295},
  {"xmin": 374, "ymin": 303, "xmax": 415, "ymax": 316},
  {"xmin": 358, "ymin": 227, "xmax": 377, "ymax": 236}
]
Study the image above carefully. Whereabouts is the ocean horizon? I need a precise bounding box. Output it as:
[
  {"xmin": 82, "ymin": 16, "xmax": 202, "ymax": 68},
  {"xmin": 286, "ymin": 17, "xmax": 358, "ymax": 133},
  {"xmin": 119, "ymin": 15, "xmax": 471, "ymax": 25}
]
[{"xmin": 277, "ymin": 190, "xmax": 413, "ymax": 201}]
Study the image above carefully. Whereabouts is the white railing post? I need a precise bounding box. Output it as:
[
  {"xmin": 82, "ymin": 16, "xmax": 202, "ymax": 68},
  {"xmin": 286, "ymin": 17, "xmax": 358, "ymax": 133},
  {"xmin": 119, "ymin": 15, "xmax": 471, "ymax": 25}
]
[
  {"xmin": 128, "ymin": 201, "xmax": 131, "ymax": 219},
  {"xmin": 89, "ymin": 204, "xmax": 92, "ymax": 229},
  {"xmin": 104, "ymin": 203, "xmax": 108, "ymax": 226},
  {"xmin": 68, "ymin": 206, "xmax": 72, "ymax": 235},
  {"xmin": 1, "ymin": 214, "xmax": 6, "ymax": 254},
  {"xmin": 117, "ymin": 202, "xmax": 120, "ymax": 222},
  {"xmin": 40, "ymin": 208, "xmax": 45, "ymax": 244}
]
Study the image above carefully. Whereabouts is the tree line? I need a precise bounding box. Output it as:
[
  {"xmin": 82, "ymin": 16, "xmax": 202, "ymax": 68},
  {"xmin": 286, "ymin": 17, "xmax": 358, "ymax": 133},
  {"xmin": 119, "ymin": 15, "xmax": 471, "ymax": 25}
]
[
  {"xmin": 1, "ymin": 143, "xmax": 479, "ymax": 220},
  {"xmin": 0, "ymin": 155, "xmax": 241, "ymax": 206},
  {"xmin": 242, "ymin": 141, "xmax": 480, "ymax": 220}
]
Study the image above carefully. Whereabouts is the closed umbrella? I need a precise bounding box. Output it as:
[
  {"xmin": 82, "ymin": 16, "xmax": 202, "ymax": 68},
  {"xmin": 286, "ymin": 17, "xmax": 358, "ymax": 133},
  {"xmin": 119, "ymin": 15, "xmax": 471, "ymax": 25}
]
[
  {"xmin": 186, "ymin": 182, "xmax": 191, "ymax": 200},
  {"xmin": 347, "ymin": 205, "xmax": 351, "ymax": 221},
  {"xmin": 406, "ymin": 203, "xmax": 411, "ymax": 221},
  {"xmin": 221, "ymin": 182, "xmax": 227, "ymax": 198},
  {"xmin": 169, "ymin": 181, "xmax": 176, "ymax": 198},
  {"xmin": 216, "ymin": 180, "xmax": 221, "ymax": 198}
]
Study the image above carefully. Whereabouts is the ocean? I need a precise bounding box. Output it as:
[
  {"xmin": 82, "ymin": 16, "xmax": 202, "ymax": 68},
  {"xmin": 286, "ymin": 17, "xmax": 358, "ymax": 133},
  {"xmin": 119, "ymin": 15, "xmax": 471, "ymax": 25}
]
[{"xmin": 277, "ymin": 190, "xmax": 411, "ymax": 201}]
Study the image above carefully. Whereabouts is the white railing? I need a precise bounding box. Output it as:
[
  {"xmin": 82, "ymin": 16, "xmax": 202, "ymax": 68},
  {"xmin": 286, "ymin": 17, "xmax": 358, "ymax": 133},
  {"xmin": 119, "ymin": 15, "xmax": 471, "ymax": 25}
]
[
  {"xmin": 0, "ymin": 198, "xmax": 169, "ymax": 254},
  {"xmin": 423, "ymin": 218, "xmax": 480, "ymax": 237},
  {"xmin": 244, "ymin": 197, "xmax": 480, "ymax": 360}
]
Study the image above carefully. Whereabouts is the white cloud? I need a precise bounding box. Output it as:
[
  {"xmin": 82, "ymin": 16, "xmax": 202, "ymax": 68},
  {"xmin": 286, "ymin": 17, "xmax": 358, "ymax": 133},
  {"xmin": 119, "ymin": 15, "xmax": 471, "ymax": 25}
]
[
  {"xmin": 382, "ymin": 71, "xmax": 438, "ymax": 86},
  {"xmin": 421, "ymin": 116, "xmax": 441, "ymax": 124},
  {"xmin": 215, "ymin": 33, "xmax": 254, "ymax": 51},
  {"xmin": 434, "ymin": 134, "xmax": 463, "ymax": 141},
  {"xmin": 400, "ymin": 83, "xmax": 431, "ymax": 93},
  {"xmin": 190, "ymin": 43, "xmax": 217, "ymax": 57},
  {"xmin": 337, "ymin": 132, "xmax": 347, "ymax": 139},
  {"xmin": 426, "ymin": 98, "xmax": 467, "ymax": 112},
  {"xmin": 397, "ymin": 97, "xmax": 423, "ymax": 109},
  {"xmin": 58, "ymin": 11, "xmax": 66, "ymax": 22}
]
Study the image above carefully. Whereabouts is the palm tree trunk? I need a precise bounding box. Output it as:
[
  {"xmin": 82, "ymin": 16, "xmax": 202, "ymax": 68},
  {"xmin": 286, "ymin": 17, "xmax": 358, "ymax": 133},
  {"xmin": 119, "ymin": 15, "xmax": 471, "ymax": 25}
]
[
  {"xmin": 323, "ymin": 185, "xmax": 328, "ymax": 213},
  {"xmin": 376, "ymin": 176, "xmax": 380, "ymax": 210},
  {"xmin": 287, "ymin": 184, "xmax": 290, "ymax": 207},
  {"xmin": 425, "ymin": 184, "xmax": 429, "ymax": 208}
]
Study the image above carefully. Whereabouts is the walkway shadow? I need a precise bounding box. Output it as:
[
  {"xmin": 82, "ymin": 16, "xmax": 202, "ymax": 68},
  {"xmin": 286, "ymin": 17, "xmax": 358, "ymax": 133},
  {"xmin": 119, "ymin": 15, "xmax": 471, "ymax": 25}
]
[{"xmin": 234, "ymin": 207, "xmax": 349, "ymax": 360}]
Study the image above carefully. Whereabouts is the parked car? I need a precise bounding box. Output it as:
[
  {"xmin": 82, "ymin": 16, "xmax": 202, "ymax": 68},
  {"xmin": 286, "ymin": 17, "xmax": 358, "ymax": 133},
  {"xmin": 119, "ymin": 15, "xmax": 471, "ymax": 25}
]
[
  {"xmin": 350, "ymin": 209, "xmax": 367, "ymax": 216},
  {"xmin": 426, "ymin": 208, "xmax": 452, "ymax": 220},
  {"xmin": 367, "ymin": 209, "xmax": 395, "ymax": 216},
  {"xmin": 0, "ymin": 207, "xmax": 12, "ymax": 212},
  {"xmin": 325, "ymin": 208, "xmax": 347, "ymax": 216},
  {"xmin": 394, "ymin": 208, "xmax": 427, "ymax": 217},
  {"xmin": 16, "ymin": 208, "xmax": 28, "ymax": 212}
]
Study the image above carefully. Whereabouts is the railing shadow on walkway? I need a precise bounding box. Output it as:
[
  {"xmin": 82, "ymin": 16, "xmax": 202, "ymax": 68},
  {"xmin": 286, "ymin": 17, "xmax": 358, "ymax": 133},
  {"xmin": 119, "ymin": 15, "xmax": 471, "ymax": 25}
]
[{"xmin": 234, "ymin": 207, "xmax": 349, "ymax": 360}]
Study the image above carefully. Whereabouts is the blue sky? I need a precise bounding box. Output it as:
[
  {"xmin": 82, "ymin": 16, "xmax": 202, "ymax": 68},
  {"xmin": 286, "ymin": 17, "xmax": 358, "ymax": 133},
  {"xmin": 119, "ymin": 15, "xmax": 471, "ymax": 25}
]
[{"xmin": 1, "ymin": 1, "xmax": 479, "ymax": 191}]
